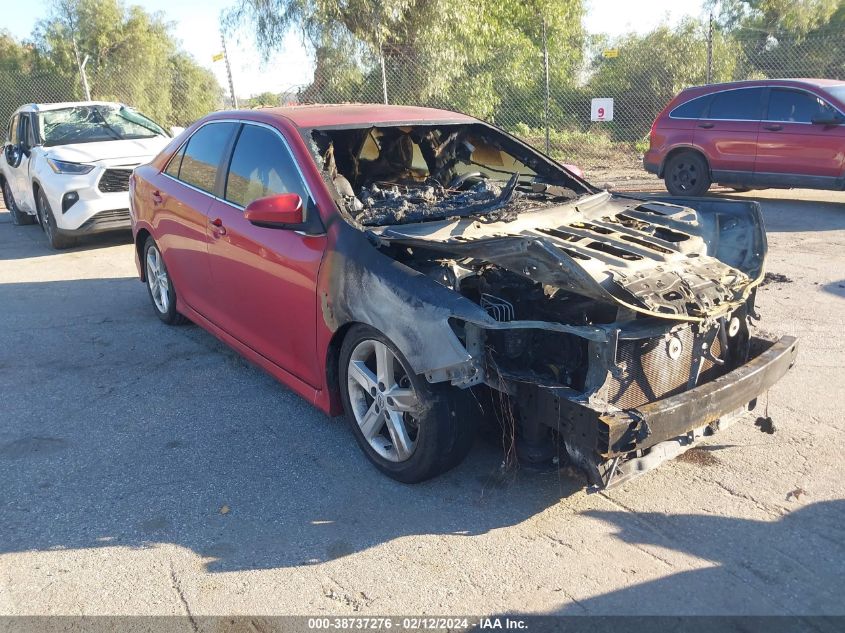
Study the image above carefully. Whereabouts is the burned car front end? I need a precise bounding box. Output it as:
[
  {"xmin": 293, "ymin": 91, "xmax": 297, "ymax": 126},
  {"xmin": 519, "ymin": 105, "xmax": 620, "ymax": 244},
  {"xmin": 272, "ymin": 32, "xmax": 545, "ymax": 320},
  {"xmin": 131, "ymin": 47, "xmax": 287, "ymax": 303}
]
[{"xmin": 309, "ymin": 116, "xmax": 797, "ymax": 487}]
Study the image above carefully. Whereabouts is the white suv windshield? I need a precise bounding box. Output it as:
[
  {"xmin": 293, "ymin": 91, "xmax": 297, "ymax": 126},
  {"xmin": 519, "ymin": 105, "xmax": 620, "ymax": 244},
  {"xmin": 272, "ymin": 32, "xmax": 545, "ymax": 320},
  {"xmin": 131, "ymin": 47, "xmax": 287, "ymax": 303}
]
[{"xmin": 39, "ymin": 105, "xmax": 167, "ymax": 146}]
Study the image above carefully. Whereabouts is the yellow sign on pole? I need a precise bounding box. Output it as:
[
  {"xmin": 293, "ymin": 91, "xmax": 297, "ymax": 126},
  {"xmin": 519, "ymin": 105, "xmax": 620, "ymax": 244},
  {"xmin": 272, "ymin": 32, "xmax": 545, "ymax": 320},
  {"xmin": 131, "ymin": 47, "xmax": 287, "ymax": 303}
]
[
  {"xmin": 602, "ymin": 49, "xmax": 619, "ymax": 59},
  {"xmin": 212, "ymin": 52, "xmax": 225, "ymax": 62}
]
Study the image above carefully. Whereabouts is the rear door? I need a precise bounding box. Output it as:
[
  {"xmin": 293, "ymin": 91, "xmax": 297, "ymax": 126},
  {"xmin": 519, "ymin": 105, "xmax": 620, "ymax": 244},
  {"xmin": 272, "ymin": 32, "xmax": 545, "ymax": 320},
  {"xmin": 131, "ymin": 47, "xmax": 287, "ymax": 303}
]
[
  {"xmin": 154, "ymin": 121, "xmax": 238, "ymax": 318},
  {"xmin": 694, "ymin": 87, "xmax": 765, "ymax": 185},
  {"xmin": 205, "ymin": 122, "xmax": 325, "ymax": 387},
  {"xmin": 754, "ymin": 87, "xmax": 845, "ymax": 188}
]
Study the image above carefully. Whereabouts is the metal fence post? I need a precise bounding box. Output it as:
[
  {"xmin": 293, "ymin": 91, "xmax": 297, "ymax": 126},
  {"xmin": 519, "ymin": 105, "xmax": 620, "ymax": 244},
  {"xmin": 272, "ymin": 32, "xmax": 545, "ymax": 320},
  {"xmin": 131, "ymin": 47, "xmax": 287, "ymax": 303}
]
[
  {"xmin": 706, "ymin": 9, "xmax": 714, "ymax": 84},
  {"xmin": 380, "ymin": 44, "xmax": 389, "ymax": 105},
  {"xmin": 542, "ymin": 17, "xmax": 550, "ymax": 155},
  {"xmin": 220, "ymin": 31, "xmax": 238, "ymax": 109}
]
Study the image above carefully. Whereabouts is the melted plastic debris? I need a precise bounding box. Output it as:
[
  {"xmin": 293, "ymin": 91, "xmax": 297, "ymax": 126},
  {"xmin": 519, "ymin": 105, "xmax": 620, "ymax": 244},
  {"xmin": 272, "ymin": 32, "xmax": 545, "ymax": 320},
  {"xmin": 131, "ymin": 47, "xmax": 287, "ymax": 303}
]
[{"xmin": 354, "ymin": 180, "xmax": 566, "ymax": 226}]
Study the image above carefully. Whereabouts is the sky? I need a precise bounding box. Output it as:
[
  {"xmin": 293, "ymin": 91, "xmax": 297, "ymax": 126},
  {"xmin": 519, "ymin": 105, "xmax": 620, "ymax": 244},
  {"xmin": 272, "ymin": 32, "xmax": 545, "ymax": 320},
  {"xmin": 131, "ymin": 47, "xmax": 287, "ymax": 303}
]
[{"xmin": 2, "ymin": 0, "xmax": 707, "ymax": 99}]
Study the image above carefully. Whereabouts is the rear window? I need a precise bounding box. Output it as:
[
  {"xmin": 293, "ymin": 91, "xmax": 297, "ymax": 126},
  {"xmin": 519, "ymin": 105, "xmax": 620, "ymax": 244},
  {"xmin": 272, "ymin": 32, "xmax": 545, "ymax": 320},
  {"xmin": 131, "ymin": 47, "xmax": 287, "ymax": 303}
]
[
  {"xmin": 706, "ymin": 88, "xmax": 764, "ymax": 120},
  {"xmin": 176, "ymin": 122, "xmax": 237, "ymax": 194},
  {"xmin": 669, "ymin": 94, "xmax": 709, "ymax": 119}
]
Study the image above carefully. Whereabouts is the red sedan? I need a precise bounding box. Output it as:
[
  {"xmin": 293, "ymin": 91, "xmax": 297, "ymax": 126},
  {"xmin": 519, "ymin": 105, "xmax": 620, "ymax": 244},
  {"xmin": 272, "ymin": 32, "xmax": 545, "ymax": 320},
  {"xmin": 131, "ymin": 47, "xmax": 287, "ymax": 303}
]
[{"xmin": 131, "ymin": 105, "xmax": 796, "ymax": 487}]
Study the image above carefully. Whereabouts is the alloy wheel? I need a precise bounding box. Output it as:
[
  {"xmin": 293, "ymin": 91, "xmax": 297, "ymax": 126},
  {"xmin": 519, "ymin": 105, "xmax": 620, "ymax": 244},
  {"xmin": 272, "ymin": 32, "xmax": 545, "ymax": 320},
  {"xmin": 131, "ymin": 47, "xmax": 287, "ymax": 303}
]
[
  {"xmin": 37, "ymin": 193, "xmax": 54, "ymax": 242},
  {"xmin": 145, "ymin": 245, "xmax": 170, "ymax": 314},
  {"xmin": 347, "ymin": 339, "xmax": 421, "ymax": 462}
]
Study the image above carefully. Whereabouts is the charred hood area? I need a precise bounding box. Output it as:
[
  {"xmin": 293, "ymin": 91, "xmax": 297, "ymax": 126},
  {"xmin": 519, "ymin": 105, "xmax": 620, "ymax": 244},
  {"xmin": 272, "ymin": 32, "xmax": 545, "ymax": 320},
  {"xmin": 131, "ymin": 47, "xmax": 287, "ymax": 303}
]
[{"xmin": 308, "ymin": 120, "xmax": 766, "ymax": 324}]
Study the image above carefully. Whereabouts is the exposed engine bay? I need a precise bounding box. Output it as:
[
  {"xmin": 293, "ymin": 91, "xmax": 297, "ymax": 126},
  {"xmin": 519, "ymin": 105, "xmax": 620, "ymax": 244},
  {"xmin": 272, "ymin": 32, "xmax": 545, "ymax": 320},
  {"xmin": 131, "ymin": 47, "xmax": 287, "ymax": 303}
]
[{"xmin": 310, "ymin": 120, "xmax": 797, "ymax": 488}]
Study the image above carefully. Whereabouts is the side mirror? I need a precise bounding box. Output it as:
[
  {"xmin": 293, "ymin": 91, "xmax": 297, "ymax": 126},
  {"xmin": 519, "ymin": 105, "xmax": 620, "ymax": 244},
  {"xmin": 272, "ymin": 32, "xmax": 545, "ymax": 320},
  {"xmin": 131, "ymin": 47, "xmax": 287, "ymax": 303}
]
[
  {"xmin": 4, "ymin": 144, "xmax": 22, "ymax": 168},
  {"xmin": 244, "ymin": 193, "xmax": 304, "ymax": 228},
  {"xmin": 811, "ymin": 114, "xmax": 844, "ymax": 125}
]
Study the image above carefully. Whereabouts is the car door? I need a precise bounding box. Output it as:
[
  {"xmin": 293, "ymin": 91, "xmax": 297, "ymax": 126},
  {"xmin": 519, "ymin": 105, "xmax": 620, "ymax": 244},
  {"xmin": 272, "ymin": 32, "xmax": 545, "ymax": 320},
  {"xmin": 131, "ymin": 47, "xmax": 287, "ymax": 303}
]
[
  {"xmin": 205, "ymin": 122, "xmax": 326, "ymax": 388},
  {"xmin": 754, "ymin": 87, "xmax": 845, "ymax": 188},
  {"xmin": 154, "ymin": 121, "xmax": 238, "ymax": 318},
  {"xmin": 694, "ymin": 87, "xmax": 765, "ymax": 185}
]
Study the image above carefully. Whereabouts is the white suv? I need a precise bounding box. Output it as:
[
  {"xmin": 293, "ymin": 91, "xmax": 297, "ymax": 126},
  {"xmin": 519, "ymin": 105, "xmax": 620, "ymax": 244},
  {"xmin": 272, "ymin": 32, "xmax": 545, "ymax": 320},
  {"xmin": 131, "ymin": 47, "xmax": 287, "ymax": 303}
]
[{"xmin": 1, "ymin": 101, "xmax": 172, "ymax": 249}]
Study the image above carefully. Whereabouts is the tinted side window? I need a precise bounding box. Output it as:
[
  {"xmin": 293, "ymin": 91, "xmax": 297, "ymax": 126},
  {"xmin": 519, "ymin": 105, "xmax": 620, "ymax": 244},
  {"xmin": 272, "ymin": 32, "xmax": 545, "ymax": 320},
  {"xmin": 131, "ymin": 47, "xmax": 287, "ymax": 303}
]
[
  {"xmin": 9, "ymin": 114, "xmax": 19, "ymax": 144},
  {"xmin": 767, "ymin": 88, "xmax": 836, "ymax": 123},
  {"xmin": 670, "ymin": 95, "xmax": 709, "ymax": 119},
  {"xmin": 706, "ymin": 88, "xmax": 764, "ymax": 120},
  {"xmin": 19, "ymin": 116, "xmax": 31, "ymax": 149},
  {"xmin": 178, "ymin": 122, "xmax": 236, "ymax": 193},
  {"xmin": 224, "ymin": 125, "xmax": 308, "ymax": 208},
  {"xmin": 164, "ymin": 144, "xmax": 186, "ymax": 178}
]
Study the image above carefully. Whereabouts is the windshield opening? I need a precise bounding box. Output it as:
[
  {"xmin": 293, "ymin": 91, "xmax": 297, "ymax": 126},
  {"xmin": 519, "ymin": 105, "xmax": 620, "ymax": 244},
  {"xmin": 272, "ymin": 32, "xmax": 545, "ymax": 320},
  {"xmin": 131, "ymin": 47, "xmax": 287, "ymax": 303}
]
[
  {"xmin": 38, "ymin": 105, "xmax": 168, "ymax": 147},
  {"xmin": 310, "ymin": 123, "xmax": 590, "ymax": 226}
]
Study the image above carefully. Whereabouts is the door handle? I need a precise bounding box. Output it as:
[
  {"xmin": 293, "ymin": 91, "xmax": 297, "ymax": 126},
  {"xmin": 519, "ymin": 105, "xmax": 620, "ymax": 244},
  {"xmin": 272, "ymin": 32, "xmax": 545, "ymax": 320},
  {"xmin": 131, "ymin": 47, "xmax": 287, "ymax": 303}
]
[
  {"xmin": 152, "ymin": 190, "xmax": 164, "ymax": 205},
  {"xmin": 763, "ymin": 123, "xmax": 783, "ymax": 131},
  {"xmin": 210, "ymin": 217, "xmax": 227, "ymax": 237},
  {"xmin": 697, "ymin": 122, "xmax": 714, "ymax": 129}
]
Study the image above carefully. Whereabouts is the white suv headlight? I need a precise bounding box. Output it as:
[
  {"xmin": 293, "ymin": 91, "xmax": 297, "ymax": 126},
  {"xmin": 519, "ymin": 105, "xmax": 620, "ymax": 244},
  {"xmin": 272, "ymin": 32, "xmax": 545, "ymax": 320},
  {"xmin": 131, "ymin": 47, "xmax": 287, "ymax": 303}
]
[{"xmin": 46, "ymin": 158, "xmax": 95, "ymax": 175}]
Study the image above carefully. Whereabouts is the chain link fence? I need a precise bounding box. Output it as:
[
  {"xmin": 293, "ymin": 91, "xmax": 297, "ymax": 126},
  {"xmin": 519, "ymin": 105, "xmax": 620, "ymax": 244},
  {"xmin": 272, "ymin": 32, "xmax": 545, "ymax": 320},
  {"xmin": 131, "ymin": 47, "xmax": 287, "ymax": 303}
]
[
  {"xmin": 0, "ymin": 59, "xmax": 224, "ymax": 135},
  {"xmin": 2, "ymin": 23, "xmax": 843, "ymax": 186}
]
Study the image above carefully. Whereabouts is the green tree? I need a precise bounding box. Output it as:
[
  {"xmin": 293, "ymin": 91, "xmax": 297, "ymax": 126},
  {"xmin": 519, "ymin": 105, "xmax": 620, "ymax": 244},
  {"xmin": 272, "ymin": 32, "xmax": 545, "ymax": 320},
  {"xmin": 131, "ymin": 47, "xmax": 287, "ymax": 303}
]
[
  {"xmin": 30, "ymin": 0, "xmax": 223, "ymax": 126},
  {"xmin": 712, "ymin": 0, "xmax": 845, "ymax": 79},
  {"xmin": 0, "ymin": 31, "xmax": 73, "ymax": 126},
  {"xmin": 169, "ymin": 52, "xmax": 225, "ymax": 125},
  {"xmin": 713, "ymin": 0, "xmax": 840, "ymax": 36},
  {"xmin": 227, "ymin": 0, "xmax": 585, "ymax": 123},
  {"xmin": 244, "ymin": 91, "xmax": 281, "ymax": 107},
  {"xmin": 585, "ymin": 19, "xmax": 743, "ymax": 140}
]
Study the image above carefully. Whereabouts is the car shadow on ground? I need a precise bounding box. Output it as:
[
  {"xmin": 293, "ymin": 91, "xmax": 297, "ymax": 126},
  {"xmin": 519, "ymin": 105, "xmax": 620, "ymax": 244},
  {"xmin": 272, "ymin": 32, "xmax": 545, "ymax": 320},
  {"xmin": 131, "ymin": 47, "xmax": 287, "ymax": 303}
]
[
  {"xmin": 551, "ymin": 499, "xmax": 845, "ymax": 616},
  {"xmin": 822, "ymin": 280, "xmax": 845, "ymax": 299},
  {"xmin": 0, "ymin": 210, "xmax": 133, "ymax": 260},
  {"xmin": 0, "ymin": 276, "xmax": 587, "ymax": 574}
]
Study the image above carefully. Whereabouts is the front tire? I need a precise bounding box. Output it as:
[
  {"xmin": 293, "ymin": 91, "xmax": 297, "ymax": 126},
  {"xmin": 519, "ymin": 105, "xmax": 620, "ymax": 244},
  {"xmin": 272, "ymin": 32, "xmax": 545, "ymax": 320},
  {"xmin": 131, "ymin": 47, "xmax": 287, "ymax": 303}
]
[
  {"xmin": 3, "ymin": 179, "xmax": 35, "ymax": 226},
  {"xmin": 36, "ymin": 188, "xmax": 76, "ymax": 249},
  {"xmin": 143, "ymin": 236, "xmax": 188, "ymax": 325},
  {"xmin": 339, "ymin": 324, "xmax": 475, "ymax": 483},
  {"xmin": 664, "ymin": 151, "xmax": 711, "ymax": 197}
]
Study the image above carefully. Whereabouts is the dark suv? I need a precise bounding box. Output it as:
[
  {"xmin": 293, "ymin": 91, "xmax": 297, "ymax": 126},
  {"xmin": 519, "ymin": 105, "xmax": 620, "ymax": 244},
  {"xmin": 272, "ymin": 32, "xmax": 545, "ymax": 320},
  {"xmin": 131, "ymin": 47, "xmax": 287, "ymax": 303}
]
[{"xmin": 644, "ymin": 79, "xmax": 845, "ymax": 196}]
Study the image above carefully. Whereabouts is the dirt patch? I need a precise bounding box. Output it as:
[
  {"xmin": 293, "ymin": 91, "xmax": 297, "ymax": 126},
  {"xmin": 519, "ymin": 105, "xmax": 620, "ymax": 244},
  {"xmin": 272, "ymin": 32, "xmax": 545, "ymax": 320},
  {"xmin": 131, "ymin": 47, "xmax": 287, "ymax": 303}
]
[
  {"xmin": 762, "ymin": 272, "xmax": 793, "ymax": 286},
  {"xmin": 677, "ymin": 448, "xmax": 720, "ymax": 467}
]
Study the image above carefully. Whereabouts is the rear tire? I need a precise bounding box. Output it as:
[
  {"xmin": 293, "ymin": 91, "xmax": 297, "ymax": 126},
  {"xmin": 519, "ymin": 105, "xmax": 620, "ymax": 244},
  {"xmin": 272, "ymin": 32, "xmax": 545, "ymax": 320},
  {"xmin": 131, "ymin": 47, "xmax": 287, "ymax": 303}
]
[
  {"xmin": 664, "ymin": 151, "xmax": 711, "ymax": 197},
  {"xmin": 36, "ymin": 188, "xmax": 76, "ymax": 249},
  {"xmin": 339, "ymin": 324, "xmax": 475, "ymax": 483},
  {"xmin": 2, "ymin": 179, "xmax": 35, "ymax": 225},
  {"xmin": 143, "ymin": 236, "xmax": 188, "ymax": 325}
]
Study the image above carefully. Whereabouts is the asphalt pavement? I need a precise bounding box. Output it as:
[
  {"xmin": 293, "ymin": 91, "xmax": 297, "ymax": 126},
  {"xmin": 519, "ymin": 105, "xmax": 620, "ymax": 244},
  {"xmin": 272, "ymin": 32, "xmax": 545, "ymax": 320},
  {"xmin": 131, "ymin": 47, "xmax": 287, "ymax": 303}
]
[{"xmin": 1, "ymin": 190, "xmax": 844, "ymax": 617}]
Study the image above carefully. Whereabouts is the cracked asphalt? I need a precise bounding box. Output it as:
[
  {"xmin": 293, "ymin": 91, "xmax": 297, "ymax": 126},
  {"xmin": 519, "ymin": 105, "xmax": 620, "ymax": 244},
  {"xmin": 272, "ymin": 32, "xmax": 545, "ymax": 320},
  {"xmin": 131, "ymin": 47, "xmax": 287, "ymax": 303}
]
[{"xmin": 0, "ymin": 190, "xmax": 844, "ymax": 618}]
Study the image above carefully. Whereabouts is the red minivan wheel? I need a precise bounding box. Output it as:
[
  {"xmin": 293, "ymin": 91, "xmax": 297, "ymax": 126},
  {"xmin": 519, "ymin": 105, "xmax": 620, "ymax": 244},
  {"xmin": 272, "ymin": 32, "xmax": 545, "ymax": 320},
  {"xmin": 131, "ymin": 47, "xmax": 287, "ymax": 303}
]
[{"xmin": 664, "ymin": 151, "xmax": 711, "ymax": 197}]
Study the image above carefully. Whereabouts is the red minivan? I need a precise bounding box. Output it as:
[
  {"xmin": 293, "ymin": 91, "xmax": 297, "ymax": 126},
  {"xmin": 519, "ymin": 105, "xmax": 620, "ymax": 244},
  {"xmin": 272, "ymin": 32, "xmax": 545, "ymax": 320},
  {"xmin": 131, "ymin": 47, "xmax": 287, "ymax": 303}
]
[{"xmin": 644, "ymin": 79, "xmax": 845, "ymax": 196}]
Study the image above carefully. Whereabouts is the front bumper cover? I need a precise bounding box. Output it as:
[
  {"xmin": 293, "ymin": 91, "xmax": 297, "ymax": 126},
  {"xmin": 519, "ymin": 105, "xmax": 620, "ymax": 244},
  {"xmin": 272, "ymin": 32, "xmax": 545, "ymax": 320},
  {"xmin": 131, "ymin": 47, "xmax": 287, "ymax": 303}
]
[
  {"xmin": 526, "ymin": 336, "xmax": 798, "ymax": 479},
  {"xmin": 599, "ymin": 335, "xmax": 798, "ymax": 457}
]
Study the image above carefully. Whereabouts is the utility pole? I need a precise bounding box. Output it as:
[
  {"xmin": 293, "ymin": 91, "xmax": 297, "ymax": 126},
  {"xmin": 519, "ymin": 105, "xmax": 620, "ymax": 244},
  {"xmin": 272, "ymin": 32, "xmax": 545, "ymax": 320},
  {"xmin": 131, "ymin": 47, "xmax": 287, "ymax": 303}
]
[
  {"xmin": 542, "ymin": 17, "xmax": 550, "ymax": 155},
  {"xmin": 220, "ymin": 30, "xmax": 238, "ymax": 109},
  {"xmin": 71, "ymin": 38, "xmax": 91, "ymax": 101},
  {"xmin": 706, "ymin": 8, "xmax": 714, "ymax": 84}
]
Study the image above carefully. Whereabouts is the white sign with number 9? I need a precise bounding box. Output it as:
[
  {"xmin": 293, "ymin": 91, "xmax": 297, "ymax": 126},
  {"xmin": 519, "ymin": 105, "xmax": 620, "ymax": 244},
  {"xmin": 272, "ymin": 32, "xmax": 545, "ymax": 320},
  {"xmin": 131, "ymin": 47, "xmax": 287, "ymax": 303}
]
[{"xmin": 591, "ymin": 98, "xmax": 614, "ymax": 122}]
